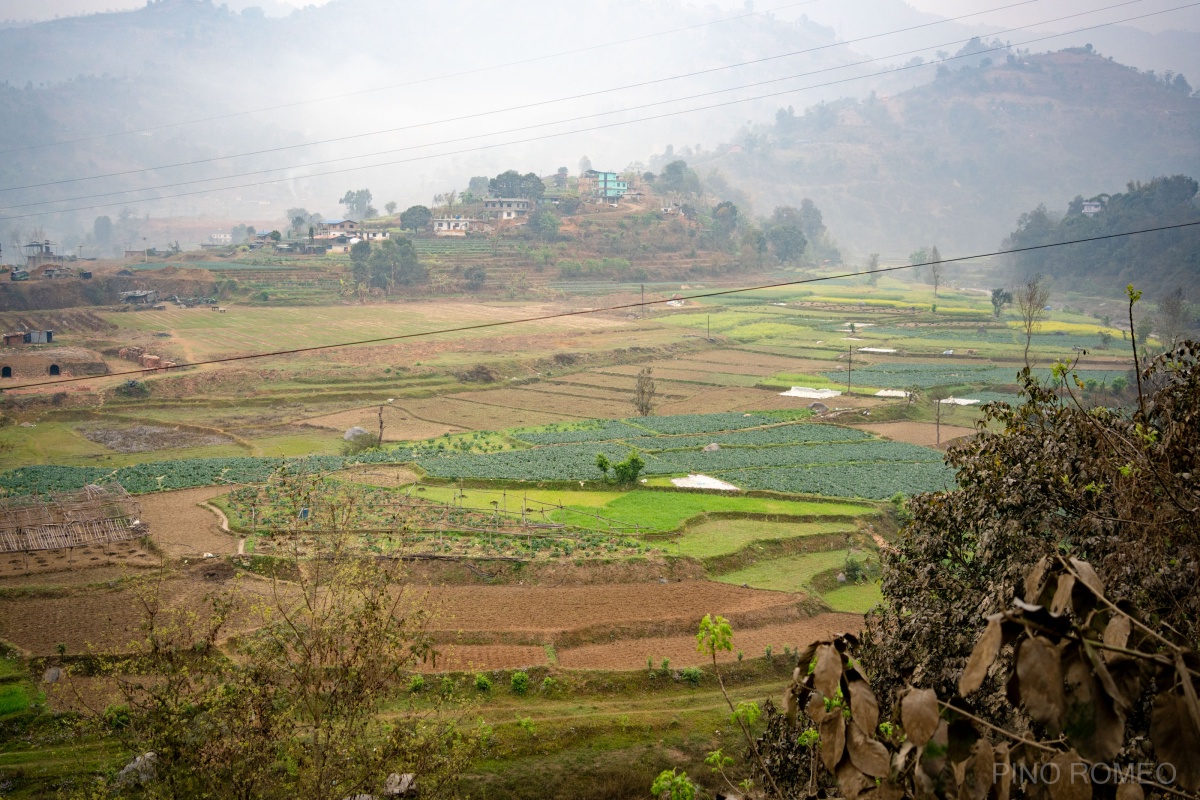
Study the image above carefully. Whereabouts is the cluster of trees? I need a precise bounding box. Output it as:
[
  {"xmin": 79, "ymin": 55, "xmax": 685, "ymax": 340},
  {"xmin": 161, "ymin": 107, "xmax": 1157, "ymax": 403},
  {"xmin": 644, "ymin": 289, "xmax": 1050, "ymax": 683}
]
[
  {"xmin": 349, "ymin": 237, "xmax": 425, "ymax": 293},
  {"xmin": 1005, "ymin": 174, "xmax": 1200, "ymax": 289},
  {"xmin": 338, "ymin": 188, "xmax": 378, "ymax": 220}
]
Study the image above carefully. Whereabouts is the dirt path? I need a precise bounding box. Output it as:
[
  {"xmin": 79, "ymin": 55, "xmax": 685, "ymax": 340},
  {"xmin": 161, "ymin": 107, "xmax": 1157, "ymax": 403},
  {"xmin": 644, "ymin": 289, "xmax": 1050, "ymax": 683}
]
[{"xmin": 138, "ymin": 487, "xmax": 237, "ymax": 558}]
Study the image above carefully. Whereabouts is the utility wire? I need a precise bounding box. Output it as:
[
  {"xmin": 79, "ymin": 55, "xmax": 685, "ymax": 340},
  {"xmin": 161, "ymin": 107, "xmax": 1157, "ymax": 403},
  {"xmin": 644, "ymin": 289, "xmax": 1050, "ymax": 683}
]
[
  {"xmin": 5, "ymin": 219, "xmax": 1197, "ymax": 393},
  {"xmin": 0, "ymin": 0, "xmax": 1050, "ymax": 193},
  {"xmin": 0, "ymin": 0, "xmax": 826, "ymax": 156},
  {"xmin": 5, "ymin": 1, "xmax": 1186, "ymax": 219}
]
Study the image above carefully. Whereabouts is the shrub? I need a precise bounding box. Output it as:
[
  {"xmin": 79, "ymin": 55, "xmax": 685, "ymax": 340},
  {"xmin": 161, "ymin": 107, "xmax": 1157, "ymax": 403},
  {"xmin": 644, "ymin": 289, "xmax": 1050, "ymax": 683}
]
[
  {"xmin": 681, "ymin": 666, "xmax": 702, "ymax": 686},
  {"xmin": 510, "ymin": 671, "xmax": 529, "ymax": 695},
  {"xmin": 474, "ymin": 673, "xmax": 492, "ymax": 692},
  {"xmin": 408, "ymin": 674, "xmax": 425, "ymax": 693},
  {"xmin": 114, "ymin": 380, "xmax": 150, "ymax": 399},
  {"xmin": 540, "ymin": 676, "xmax": 558, "ymax": 694}
]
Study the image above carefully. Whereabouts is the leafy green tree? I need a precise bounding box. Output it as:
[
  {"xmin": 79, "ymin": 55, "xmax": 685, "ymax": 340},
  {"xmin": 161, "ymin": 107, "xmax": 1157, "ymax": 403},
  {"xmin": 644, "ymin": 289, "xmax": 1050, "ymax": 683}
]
[
  {"xmin": 92, "ymin": 215, "xmax": 113, "ymax": 246},
  {"xmin": 399, "ymin": 205, "xmax": 432, "ymax": 231},
  {"xmin": 488, "ymin": 170, "xmax": 544, "ymax": 199},
  {"xmin": 339, "ymin": 189, "xmax": 375, "ymax": 220},
  {"xmin": 527, "ymin": 209, "xmax": 560, "ymax": 241},
  {"xmin": 610, "ymin": 450, "xmax": 645, "ymax": 484},
  {"xmin": 990, "ymin": 287, "xmax": 1013, "ymax": 318},
  {"xmin": 350, "ymin": 239, "xmax": 372, "ymax": 285},
  {"xmin": 368, "ymin": 238, "xmax": 425, "ymax": 291},
  {"xmin": 268, "ymin": 230, "xmax": 282, "ymax": 242},
  {"xmin": 384, "ymin": 201, "xmax": 397, "ymax": 215},
  {"xmin": 656, "ymin": 160, "xmax": 702, "ymax": 196},
  {"xmin": 767, "ymin": 222, "xmax": 807, "ymax": 264},
  {"xmin": 711, "ymin": 200, "xmax": 739, "ymax": 242}
]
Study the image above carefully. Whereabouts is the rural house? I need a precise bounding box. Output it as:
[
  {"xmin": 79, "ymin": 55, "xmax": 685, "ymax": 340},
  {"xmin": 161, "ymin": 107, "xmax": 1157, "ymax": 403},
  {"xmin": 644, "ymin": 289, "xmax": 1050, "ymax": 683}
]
[
  {"xmin": 581, "ymin": 169, "xmax": 628, "ymax": 201},
  {"xmin": 483, "ymin": 198, "xmax": 533, "ymax": 220},
  {"xmin": 319, "ymin": 219, "xmax": 359, "ymax": 235}
]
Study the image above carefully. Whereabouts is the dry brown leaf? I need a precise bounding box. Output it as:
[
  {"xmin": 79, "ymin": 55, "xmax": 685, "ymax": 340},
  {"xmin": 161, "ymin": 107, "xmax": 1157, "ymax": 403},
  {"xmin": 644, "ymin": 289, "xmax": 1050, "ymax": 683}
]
[
  {"xmin": 847, "ymin": 719, "xmax": 891, "ymax": 778},
  {"xmin": 1102, "ymin": 615, "xmax": 1131, "ymax": 654},
  {"xmin": 1016, "ymin": 636, "xmax": 1065, "ymax": 732},
  {"xmin": 966, "ymin": 739, "xmax": 994, "ymax": 800},
  {"xmin": 995, "ymin": 743, "xmax": 1012, "ymax": 800},
  {"xmin": 807, "ymin": 690, "xmax": 830, "ymax": 724},
  {"xmin": 784, "ymin": 686, "xmax": 799, "ymax": 724},
  {"xmin": 848, "ymin": 679, "xmax": 880, "ymax": 737},
  {"xmin": 1047, "ymin": 750, "xmax": 1091, "ymax": 800},
  {"xmin": 814, "ymin": 644, "xmax": 843, "ymax": 700},
  {"xmin": 1024, "ymin": 556, "xmax": 1051, "ymax": 603},
  {"xmin": 893, "ymin": 740, "xmax": 917, "ymax": 774},
  {"xmin": 960, "ymin": 617, "xmax": 1002, "ymax": 696},
  {"xmin": 1150, "ymin": 688, "xmax": 1200, "ymax": 791},
  {"xmin": 902, "ymin": 688, "xmax": 940, "ymax": 747},
  {"xmin": 1115, "ymin": 781, "xmax": 1144, "ymax": 800},
  {"xmin": 837, "ymin": 758, "xmax": 870, "ymax": 800},
  {"xmin": 1051, "ymin": 573, "xmax": 1077, "ymax": 616},
  {"xmin": 820, "ymin": 710, "xmax": 846, "ymax": 773},
  {"xmin": 920, "ymin": 719, "xmax": 950, "ymax": 781},
  {"xmin": 1063, "ymin": 647, "xmax": 1125, "ymax": 761},
  {"xmin": 1069, "ymin": 558, "xmax": 1105, "ymax": 597}
]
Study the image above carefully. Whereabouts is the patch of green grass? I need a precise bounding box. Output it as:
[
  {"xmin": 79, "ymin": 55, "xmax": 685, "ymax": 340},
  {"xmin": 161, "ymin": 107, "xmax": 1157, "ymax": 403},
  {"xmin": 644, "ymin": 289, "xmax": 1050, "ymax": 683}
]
[
  {"xmin": 557, "ymin": 492, "xmax": 874, "ymax": 533},
  {"xmin": 715, "ymin": 550, "xmax": 854, "ymax": 593},
  {"xmin": 0, "ymin": 682, "xmax": 31, "ymax": 715},
  {"xmin": 672, "ymin": 520, "xmax": 853, "ymax": 559},
  {"xmin": 822, "ymin": 582, "xmax": 883, "ymax": 613}
]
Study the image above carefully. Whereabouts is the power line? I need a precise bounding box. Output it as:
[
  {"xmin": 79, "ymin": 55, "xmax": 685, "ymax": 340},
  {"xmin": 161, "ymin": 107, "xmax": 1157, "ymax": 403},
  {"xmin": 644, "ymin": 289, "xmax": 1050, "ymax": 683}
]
[
  {"xmin": 5, "ymin": 1, "xmax": 1185, "ymax": 220},
  {"xmin": 5, "ymin": 219, "xmax": 1196, "ymax": 392},
  {"xmin": 0, "ymin": 0, "xmax": 826, "ymax": 157},
  {"xmin": 0, "ymin": 0, "xmax": 1051, "ymax": 193}
]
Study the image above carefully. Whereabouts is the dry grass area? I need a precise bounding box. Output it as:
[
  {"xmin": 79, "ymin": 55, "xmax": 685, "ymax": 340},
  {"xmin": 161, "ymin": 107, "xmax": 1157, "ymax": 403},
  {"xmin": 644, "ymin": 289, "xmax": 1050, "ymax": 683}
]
[
  {"xmin": 138, "ymin": 486, "xmax": 239, "ymax": 558},
  {"xmin": 301, "ymin": 405, "xmax": 461, "ymax": 441},
  {"xmin": 853, "ymin": 421, "xmax": 978, "ymax": 448},
  {"xmin": 0, "ymin": 543, "xmax": 157, "ymax": 579}
]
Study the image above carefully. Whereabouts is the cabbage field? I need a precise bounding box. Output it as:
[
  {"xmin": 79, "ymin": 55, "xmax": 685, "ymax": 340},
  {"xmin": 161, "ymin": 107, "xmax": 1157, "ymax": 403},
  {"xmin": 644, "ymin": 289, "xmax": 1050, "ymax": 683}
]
[{"xmin": 1, "ymin": 413, "xmax": 955, "ymax": 501}]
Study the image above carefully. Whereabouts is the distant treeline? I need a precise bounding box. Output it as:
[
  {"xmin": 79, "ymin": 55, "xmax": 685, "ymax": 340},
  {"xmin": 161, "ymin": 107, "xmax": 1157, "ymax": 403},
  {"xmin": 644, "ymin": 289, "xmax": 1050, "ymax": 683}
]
[{"xmin": 1003, "ymin": 174, "xmax": 1200, "ymax": 290}]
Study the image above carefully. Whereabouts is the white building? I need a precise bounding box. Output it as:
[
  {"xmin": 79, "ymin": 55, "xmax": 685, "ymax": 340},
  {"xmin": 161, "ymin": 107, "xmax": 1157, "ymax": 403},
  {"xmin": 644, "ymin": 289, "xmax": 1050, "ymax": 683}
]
[
  {"xmin": 483, "ymin": 198, "xmax": 532, "ymax": 220},
  {"xmin": 433, "ymin": 218, "xmax": 492, "ymax": 237}
]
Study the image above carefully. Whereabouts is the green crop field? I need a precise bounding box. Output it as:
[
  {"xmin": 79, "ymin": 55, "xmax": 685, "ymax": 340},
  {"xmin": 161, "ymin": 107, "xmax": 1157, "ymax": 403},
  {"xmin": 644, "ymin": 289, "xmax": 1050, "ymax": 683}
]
[
  {"xmin": 715, "ymin": 549, "xmax": 853, "ymax": 592},
  {"xmin": 672, "ymin": 519, "xmax": 853, "ymax": 558},
  {"xmin": 822, "ymin": 582, "xmax": 884, "ymax": 613}
]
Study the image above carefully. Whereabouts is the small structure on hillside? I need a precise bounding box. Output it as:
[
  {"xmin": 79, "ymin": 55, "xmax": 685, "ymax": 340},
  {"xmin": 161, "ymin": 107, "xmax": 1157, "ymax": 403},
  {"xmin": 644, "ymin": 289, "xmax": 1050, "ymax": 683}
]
[
  {"xmin": 120, "ymin": 290, "xmax": 158, "ymax": 304},
  {"xmin": 483, "ymin": 198, "xmax": 533, "ymax": 220},
  {"xmin": 22, "ymin": 240, "xmax": 65, "ymax": 271},
  {"xmin": 0, "ymin": 484, "xmax": 145, "ymax": 554},
  {"xmin": 433, "ymin": 217, "xmax": 492, "ymax": 237},
  {"xmin": 580, "ymin": 169, "xmax": 628, "ymax": 201},
  {"xmin": 0, "ymin": 346, "xmax": 109, "ymax": 379}
]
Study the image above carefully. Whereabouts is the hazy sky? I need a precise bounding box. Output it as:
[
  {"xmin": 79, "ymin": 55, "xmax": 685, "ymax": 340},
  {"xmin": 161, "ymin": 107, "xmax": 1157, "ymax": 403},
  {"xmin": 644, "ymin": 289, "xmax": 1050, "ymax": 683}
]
[{"xmin": 3, "ymin": 0, "xmax": 1198, "ymax": 31}]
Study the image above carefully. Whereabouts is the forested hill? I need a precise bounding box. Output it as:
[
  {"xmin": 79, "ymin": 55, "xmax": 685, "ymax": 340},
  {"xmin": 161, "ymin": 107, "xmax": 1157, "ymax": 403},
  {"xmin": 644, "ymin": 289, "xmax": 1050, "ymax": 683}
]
[
  {"xmin": 687, "ymin": 49, "xmax": 1200, "ymax": 256},
  {"xmin": 1004, "ymin": 175, "xmax": 1200, "ymax": 291}
]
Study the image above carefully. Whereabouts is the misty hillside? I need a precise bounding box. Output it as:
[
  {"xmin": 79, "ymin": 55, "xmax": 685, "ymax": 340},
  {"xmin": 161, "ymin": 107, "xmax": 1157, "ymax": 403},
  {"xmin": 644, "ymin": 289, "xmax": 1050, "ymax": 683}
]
[{"xmin": 684, "ymin": 48, "xmax": 1200, "ymax": 256}]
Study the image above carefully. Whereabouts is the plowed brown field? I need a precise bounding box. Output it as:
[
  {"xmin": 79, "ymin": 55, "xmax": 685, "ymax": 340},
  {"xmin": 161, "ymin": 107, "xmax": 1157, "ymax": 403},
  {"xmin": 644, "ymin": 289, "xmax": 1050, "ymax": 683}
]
[{"xmin": 557, "ymin": 613, "xmax": 862, "ymax": 670}]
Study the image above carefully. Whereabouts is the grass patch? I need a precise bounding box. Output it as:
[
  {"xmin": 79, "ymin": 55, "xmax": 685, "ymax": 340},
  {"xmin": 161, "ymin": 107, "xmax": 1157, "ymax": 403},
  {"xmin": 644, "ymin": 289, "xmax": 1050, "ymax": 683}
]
[
  {"xmin": 0, "ymin": 682, "xmax": 32, "ymax": 715},
  {"xmin": 555, "ymin": 492, "xmax": 874, "ymax": 533},
  {"xmin": 822, "ymin": 582, "xmax": 883, "ymax": 613},
  {"xmin": 672, "ymin": 520, "xmax": 853, "ymax": 559},
  {"xmin": 714, "ymin": 550, "xmax": 855, "ymax": 592}
]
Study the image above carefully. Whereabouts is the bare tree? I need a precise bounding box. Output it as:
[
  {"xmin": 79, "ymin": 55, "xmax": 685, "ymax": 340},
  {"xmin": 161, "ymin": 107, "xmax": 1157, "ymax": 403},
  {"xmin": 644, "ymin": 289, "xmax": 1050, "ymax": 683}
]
[
  {"xmin": 1158, "ymin": 285, "xmax": 1194, "ymax": 348},
  {"xmin": 632, "ymin": 367, "xmax": 656, "ymax": 417},
  {"xmin": 1015, "ymin": 273, "xmax": 1050, "ymax": 367},
  {"xmin": 928, "ymin": 245, "xmax": 942, "ymax": 297}
]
